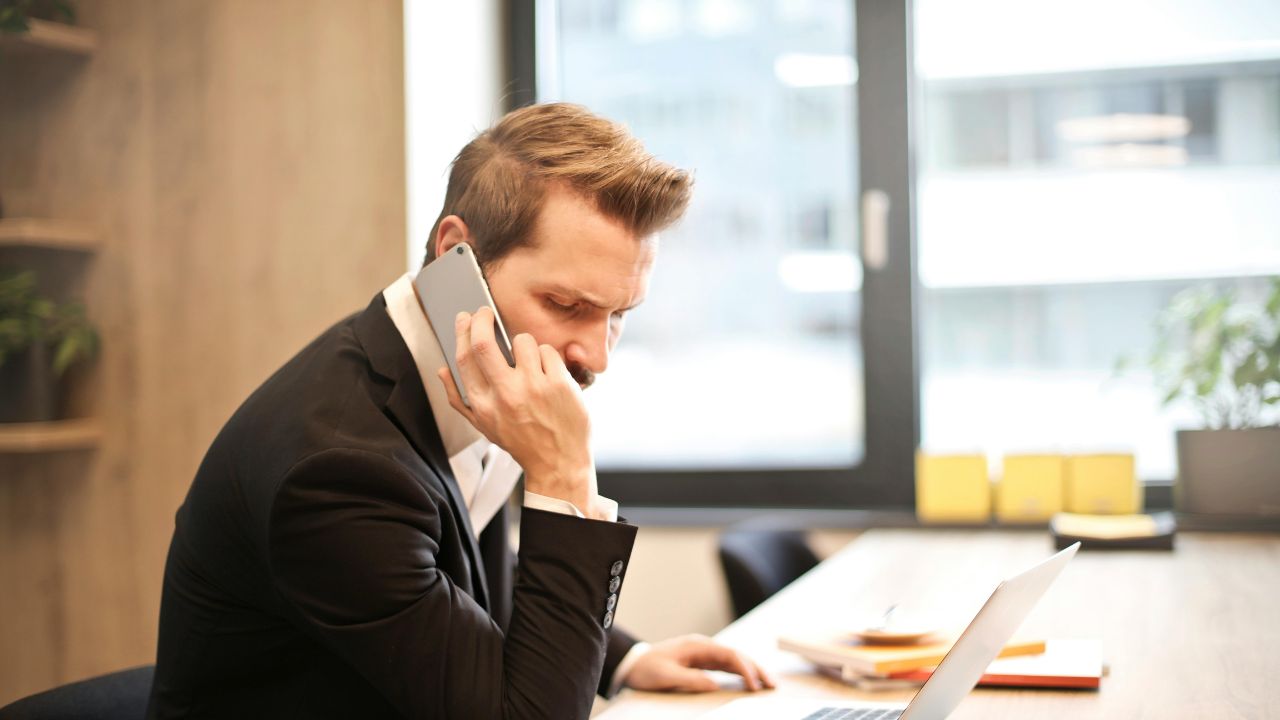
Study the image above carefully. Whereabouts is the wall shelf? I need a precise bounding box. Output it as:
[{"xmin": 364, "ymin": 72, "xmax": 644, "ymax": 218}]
[
  {"xmin": 0, "ymin": 19, "xmax": 97, "ymax": 57},
  {"xmin": 0, "ymin": 218, "xmax": 98, "ymax": 253},
  {"xmin": 0, "ymin": 419, "xmax": 101, "ymax": 454}
]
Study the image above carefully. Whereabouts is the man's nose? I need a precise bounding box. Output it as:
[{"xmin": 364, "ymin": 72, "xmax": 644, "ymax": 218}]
[{"xmin": 566, "ymin": 322, "xmax": 611, "ymax": 375}]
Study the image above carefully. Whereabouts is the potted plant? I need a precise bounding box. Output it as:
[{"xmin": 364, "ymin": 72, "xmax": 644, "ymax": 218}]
[
  {"xmin": 0, "ymin": 269, "xmax": 98, "ymax": 423},
  {"xmin": 0, "ymin": 0, "xmax": 74, "ymax": 34},
  {"xmin": 1138, "ymin": 277, "xmax": 1280, "ymax": 521}
]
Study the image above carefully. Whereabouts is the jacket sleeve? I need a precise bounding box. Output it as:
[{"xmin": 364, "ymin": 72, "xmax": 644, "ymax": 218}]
[
  {"xmin": 267, "ymin": 448, "xmax": 637, "ymax": 720},
  {"xmin": 598, "ymin": 625, "xmax": 640, "ymax": 697}
]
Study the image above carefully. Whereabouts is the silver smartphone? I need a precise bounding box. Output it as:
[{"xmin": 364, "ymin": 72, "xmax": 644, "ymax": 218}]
[{"xmin": 414, "ymin": 243, "xmax": 515, "ymax": 407}]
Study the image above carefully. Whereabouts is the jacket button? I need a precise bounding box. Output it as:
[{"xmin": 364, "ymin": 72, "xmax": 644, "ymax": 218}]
[
  {"xmin": 608, "ymin": 576, "xmax": 621, "ymax": 594},
  {"xmin": 602, "ymin": 610, "xmax": 614, "ymax": 629},
  {"xmin": 610, "ymin": 561, "xmax": 624, "ymax": 577},
  {"xmin": 606, "ymin": 593, "xmax": 617, "ymax": 612}
]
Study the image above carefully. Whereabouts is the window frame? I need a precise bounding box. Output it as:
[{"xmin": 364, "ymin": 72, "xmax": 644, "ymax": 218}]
[{"xmin": 505, "ymin": 0, "xmax": 921, "ymax": 509}]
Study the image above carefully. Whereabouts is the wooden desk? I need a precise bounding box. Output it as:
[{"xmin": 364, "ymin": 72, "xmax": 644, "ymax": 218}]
[{"xmin": 598, "ymin": 529, "xmax": 1280, "ymax": 719}]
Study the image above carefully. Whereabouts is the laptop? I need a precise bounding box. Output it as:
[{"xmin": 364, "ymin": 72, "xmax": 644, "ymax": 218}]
[{"xmin": 700, "ymin": 542, "xmax": 1080, "ymax": 720}]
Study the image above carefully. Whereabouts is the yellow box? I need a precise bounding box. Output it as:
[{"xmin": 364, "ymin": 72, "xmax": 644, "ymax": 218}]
[
  {"xmin": 915, "ymin": 452, "xmax": 991, "ymax": 523},
  {"xmin": 1065, "ymin": 454, "xmax": 1140, "ymax": 514},
  {"xmin": 996, "ymin": 454, "xmax": 1066, "ymax": 522}
]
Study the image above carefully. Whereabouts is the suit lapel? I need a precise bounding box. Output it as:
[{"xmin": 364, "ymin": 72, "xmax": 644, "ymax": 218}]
[{"xmin": 353, "ymin": 294, "xmax": 491, "ymax": 611}]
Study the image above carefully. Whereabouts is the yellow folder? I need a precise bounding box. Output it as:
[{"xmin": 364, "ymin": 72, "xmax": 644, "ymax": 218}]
[
  {"xmin": 1065, "ymin": 454, "xmax": 1140, "ymax": 515},
  {"xmin": 915, "ymin": 452, "xmax": 990, "ymax": 523},
  {"xmin": 996, "ymin": 454, "xmax": 1065, "ymax": 522}
]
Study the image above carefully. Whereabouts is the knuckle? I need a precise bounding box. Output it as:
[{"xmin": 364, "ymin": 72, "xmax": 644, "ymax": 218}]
[
  {"xmin": 530, "ymin": 381, "xmax": 549, "ymax": 401},
  {"xmin": 471, "ymin": 339, "xmax": 492, "ymax": 356},
  {"xmin": 468, "ymin": 397, "xmax": 493, "ymax": 420},
  {"xmin": 494, "ymin": 387, "xmax": 518, "ymax": 412}
]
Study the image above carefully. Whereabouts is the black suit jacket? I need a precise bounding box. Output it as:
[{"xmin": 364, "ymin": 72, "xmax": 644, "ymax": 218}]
[{"xmin": 147, "ymin": 295, "xmax": 639, "ymax": 719}]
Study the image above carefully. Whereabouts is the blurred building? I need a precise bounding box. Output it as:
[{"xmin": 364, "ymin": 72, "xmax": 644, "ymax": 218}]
[{"xmin": 546, "ymin": 0, "xmax": 1280, "ymax": 479}]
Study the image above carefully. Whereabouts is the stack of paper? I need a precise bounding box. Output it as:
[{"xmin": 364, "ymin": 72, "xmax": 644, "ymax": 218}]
[
  {"xmin": 780, "ymin": 635, "xmax": 1105, "ymax": 690},
  {"xmin": 777, "ymin": 635, "xmax": 1046, "ymax": 677},
  {"xmin": 885, "ymin": 639, "xmax": 1105, "ymax": 689},
  {"xmin": 1050, "ymin": 511, "xmax": 1176, "ymax": 550}
]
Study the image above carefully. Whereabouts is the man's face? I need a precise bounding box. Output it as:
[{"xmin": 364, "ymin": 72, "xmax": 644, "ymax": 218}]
[{"xmin": 484, "ymin": 185, "xmax": 656, "ymax": 389}]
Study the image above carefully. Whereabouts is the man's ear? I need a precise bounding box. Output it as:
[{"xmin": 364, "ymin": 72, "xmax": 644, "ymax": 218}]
[{"xmin": 434, "ymin": 215, "xmax": 471, "ymax": 259}]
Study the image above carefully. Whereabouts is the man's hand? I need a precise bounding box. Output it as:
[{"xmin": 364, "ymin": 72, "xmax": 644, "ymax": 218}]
[
  {"xmin": 624, "ymin": 635, "xmax": 777, "ymax": 693},
  {"xmin": 439, "ymin": 308, "xmax": 606, "ymax": 519}
]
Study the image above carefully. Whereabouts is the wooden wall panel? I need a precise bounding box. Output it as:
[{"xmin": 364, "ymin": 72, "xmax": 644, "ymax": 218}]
[{"xmin": 0, "ymin": 0, "xmax": 406, "ymax": 704}]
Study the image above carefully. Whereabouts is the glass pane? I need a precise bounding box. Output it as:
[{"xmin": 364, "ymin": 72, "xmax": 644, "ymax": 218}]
[
  {"xmin": 915, "ymin": 0, "xmax": 1280, "ymax": 480},
  {"xmin": 545, "ymin": 0, "xmax": 862, "ymax": 469}
]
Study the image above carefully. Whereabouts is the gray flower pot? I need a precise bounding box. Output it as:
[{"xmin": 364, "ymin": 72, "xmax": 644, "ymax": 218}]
[
  {"xmin": 0, "ymin": 342, "xmax": 57, "ymax": 423},
  {"xmin": 1175, "ymin": 428, "xmax": 1280, "ymax": 521}
]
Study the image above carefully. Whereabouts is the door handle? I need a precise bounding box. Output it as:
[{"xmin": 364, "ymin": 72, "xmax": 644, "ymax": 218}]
[{"xmin": 861, "ymin": 189, "xmax": 890, "ymax": 271}]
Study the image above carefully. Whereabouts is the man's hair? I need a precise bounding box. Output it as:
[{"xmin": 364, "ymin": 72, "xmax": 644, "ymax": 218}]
[{"xmin": 424, "ymin": 103, "xmax": 693, "ymax": 269}]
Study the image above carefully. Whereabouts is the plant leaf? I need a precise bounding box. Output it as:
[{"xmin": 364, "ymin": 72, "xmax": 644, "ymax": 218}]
[
  {"xmin": 1267, "ymin": 276, "xmax": 1280, "ymax": 318},
  {"xmin": 52, "ymin": 337, "xmax": 77, "ymax": 376}
]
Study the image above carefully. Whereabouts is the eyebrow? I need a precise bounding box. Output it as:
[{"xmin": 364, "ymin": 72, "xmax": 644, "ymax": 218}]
[{"xmin": 545, "ymin": 285, "xmax": 645, "ymax": 312}]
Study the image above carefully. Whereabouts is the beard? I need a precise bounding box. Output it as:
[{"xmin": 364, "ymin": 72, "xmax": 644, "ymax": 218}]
[{"xmin": 568, "ymin": 362, "xmax": 595, "ymax": 390}]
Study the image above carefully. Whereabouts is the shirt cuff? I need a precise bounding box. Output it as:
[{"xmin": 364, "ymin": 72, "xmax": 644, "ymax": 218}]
[
  {"xmin": 607, "ymin": 641, "xmax": 651, "ymax": 696},
  {"xmin": 523, "ymin": 491, "xmax": 618, "ymax": 522}
]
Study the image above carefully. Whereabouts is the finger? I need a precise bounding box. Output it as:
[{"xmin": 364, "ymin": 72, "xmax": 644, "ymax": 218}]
[
  {"xmin": 662, "ymin": 666, "xmax": 719, "ymax": 693},
  {"xmin": 538, "ymin": 344, "xmax": 576, "ymax": 386},
  {"xmin": 754, "ymin": 661, "xmax": 777, "ymax": 689},
  {"xmin": 511, "ymin": 333, "xmax": 543, "ymax": 377},
  {"xmin": 438, "ymin": 366, "xmax": 478, "ymax": 424},
  {"xmin": 467, "ymin": 307, "xmax": 509, "ymax": 381},
  {"xmin": 684, "ymin": 645, "xmax": 761, "ymax": 692},
  {"xmin": 453, "ymin": 311, "xmax": 491, "ymax": 395}
]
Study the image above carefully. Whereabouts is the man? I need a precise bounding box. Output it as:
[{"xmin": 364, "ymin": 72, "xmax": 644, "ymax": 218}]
[{"xmin": 148, "ymin": 103, "xmax": 773, "ymax": 719}]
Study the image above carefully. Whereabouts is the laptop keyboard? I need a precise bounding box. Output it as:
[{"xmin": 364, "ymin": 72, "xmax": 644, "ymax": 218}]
[{"xmin": 801, "ymin": 709, "xmax": 903, "ymax": 720}]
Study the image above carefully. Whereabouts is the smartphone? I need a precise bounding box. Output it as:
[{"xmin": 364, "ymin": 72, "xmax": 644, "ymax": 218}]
[{"xmin": 414, "ymin": 243, "xmax": 515, "ymax": 407}]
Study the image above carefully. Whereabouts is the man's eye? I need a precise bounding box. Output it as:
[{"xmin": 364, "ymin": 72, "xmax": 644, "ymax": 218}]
[{"xmin": 547, "ymin": 298, "xmax": 580, "ymax": 315}]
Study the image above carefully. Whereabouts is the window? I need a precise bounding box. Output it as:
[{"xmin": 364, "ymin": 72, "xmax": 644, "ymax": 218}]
[
  {"xmin": 519, "ymin": 0, "xmax": 917, "ymax": 507},
  {"xmin": 515, "ymin": 0, "xmax": 1280, "ymax": 507},
  {"xmin": 915, "ymin": 0, "xmax": 1280, "ymax": 480},
  {"xmin": 541, "ymin": 0, "xmax": 864, "ymax": 470}
]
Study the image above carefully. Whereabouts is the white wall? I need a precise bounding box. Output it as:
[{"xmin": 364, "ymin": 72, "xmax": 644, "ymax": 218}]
[
  {"xmin": 404, "ymin": 0, "xmax": 506, "ymax": 270},
  {"xmin": 614, "ymin": 527, "xmax": 863, "ymax": 641}
]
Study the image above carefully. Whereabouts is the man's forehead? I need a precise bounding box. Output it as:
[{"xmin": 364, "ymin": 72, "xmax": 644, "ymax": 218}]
[{"xmin": 522, "ymin": 211, "xmax": 658, "ymax": 273}]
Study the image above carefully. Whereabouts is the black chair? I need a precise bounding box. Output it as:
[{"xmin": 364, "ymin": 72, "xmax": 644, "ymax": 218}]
[
  {"xmin": 718, "ymin": 528, "xmax": 820, "ymax": 620},
  {"xmin": 0, "ymin": 666, "xmax": 154, "ymax": 720}
]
